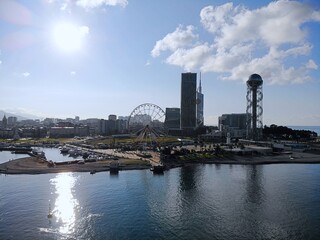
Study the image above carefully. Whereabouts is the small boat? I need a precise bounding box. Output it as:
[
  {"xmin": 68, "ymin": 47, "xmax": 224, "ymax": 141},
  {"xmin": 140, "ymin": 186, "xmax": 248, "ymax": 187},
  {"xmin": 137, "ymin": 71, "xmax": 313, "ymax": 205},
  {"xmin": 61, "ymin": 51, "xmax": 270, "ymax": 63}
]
[
  {"xmin": 60, "ymin": 146, "xmax": 70, "ymax": 154},
  {"xmin": 47, "ymin": 204, "xmax": 53, "ymax": 218},
  {"xmin": 32, "ymin": 149, "xmax": 46, "ymax": 159},
  {"xmin": 90, "ymin": 170, "xmax": 96, "ymax": 175}
]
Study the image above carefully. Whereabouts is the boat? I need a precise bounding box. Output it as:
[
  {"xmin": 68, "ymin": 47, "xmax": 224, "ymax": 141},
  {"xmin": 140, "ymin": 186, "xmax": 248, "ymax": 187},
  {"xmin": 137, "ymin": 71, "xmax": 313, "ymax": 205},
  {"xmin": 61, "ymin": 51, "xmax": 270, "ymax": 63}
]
[
  {"xmin": 86, "ymin": 154, "xmax": 98, "ymax": 162},
  {"xmin": 69, "ymin": 148, "xmax": 83, "ymax": 157},
  {"xmin": 60, "ymin": 146, "xmax": 70, "ymax": 154},
  {"xmin": 32, "ymin": 149, "xmax": 46, "ymax": 159}
]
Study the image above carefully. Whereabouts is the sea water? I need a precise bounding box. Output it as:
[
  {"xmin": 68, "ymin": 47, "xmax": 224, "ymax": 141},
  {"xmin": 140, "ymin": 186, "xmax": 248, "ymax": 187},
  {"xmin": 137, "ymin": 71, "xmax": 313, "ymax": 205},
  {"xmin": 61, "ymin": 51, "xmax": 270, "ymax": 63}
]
[
  {"xmin": 1, "ymin": 164, "xmax": 320, "ymax": 240},
  {"xmin": 0, "ymin": 147, "xmax": 82, "ymax": 164},
  {"xmin": 289, "ymin": 126, "xmax": 320, "ymax": 135}
]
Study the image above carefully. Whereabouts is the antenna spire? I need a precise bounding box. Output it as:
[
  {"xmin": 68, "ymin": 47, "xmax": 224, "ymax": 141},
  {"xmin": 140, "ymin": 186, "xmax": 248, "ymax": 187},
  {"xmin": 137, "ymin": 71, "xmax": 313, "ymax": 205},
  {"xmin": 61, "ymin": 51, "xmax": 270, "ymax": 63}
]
[{"xmin": 198, "ymin": 72, "xmax": 202, "ymax": 93}]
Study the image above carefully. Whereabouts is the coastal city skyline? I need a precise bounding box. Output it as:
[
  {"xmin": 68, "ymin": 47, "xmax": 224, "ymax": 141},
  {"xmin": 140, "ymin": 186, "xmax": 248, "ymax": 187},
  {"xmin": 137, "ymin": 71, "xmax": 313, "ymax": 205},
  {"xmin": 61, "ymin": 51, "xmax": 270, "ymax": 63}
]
[{"xmin": 0, "ymin": 0, "xmax": 320, "ymax": 126}]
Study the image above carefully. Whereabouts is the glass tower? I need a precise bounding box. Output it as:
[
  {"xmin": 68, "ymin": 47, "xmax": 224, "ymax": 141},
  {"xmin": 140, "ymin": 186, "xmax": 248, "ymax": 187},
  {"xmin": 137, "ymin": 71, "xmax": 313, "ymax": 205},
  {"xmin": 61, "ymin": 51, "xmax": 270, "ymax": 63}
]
[{"xmin": 180, "ymin": 72, "xmax": 197, "ymax": 130}]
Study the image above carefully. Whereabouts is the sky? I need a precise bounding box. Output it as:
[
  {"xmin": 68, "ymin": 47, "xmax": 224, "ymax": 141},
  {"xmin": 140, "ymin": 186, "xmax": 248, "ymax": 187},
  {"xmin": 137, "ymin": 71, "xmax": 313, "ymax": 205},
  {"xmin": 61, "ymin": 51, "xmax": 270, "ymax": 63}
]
[{"xmin": 0, "ymin": 0, "xmax": 319, "ymax": 126}]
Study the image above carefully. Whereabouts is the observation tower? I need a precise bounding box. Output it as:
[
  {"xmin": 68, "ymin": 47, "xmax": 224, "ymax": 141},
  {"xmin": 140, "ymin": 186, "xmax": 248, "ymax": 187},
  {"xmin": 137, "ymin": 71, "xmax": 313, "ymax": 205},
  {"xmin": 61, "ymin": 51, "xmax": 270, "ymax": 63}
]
[{"xmin": 246, "ymin": 74, "xmax": 263, "ymax": 140}]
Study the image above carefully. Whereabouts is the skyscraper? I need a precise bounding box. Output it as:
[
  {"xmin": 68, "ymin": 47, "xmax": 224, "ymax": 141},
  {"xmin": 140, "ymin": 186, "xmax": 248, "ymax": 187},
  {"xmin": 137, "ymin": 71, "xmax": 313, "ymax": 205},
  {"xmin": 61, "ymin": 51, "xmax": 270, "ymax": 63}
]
[
  {"xmin": 246, "ymin": 73, "xmax": 263, "ymax": 140},
  {"xmin": 196, "ymin": 73, "xmax": 204, "ymax": 126},
  {"xmin": 2, "ymin": 115, "xmax": 7, "ymax": 129},
  {"xmin": 180, "ymin": 72, "xmax": 197, "ymax": 131},
  {"xmin": 165, "ymin": 108, "xmax": 180, "ymax": 129}
]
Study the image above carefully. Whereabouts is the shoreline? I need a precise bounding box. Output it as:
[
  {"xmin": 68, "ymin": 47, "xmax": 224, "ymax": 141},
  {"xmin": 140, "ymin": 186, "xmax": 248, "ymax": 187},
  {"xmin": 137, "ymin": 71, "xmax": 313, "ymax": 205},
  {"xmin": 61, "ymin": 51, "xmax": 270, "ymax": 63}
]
[
  {"xmin": 1, "ymin": 152, "xmax": 320, "ymax": 175},
  {"xmin": 0, "ymin": 157, "xmax": 150, "ymax": 175}
]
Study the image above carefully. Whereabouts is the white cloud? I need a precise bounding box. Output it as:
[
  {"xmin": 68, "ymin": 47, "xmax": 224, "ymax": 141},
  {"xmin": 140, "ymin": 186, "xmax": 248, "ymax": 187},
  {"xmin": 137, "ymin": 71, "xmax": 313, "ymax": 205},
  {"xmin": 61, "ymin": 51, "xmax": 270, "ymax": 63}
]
[
  {"xmin": 152, "ymin": 0, "xmax": 320, "ymax": 85},
  {"xmin": 22, "ymin": 72, "xmax": 30, "ymax": 77},
  {"xmin": 49, "ymin": 0, "xmax": 128, "ymax": 10},
  {"xmin": 202, "ymin": 1, "xmax": 317, "ymax": 48},
  {"xmin": 0, "ymin": 60, "xmax": 2, "ymax": 65},
  {"xmin": 145, "ymin": 60, "xmax": 151, "ymax": 66},
  {"xmin": 151, "ymin": 25, "xmax": 198, "ymax": 57},
  {"xmin": 76, "ymin": 0, "xmax": 128, "ymax": 8},
  {"xmin": 60, "ymin": 3, "xmax": 68, "ymax": 11},
  {"xmin": 79, "ymin": 25, "xmax": 89, "ymax": 35},
  {"xmin": 200, "ymin": 3, "xmax": 240, "ymax": 34},
  {"xmin": 201, "ymin": 43, "xmax": 254, "ymax": 73},
  {"xmin": 70, "ymin": 71, "xmax": 76, "ymax": 75},
  {"xmin": 165, "ymin": 44, "xmax": 212, "ymax": 71},
  {"xmin": 306, "ymin": 59, "xmax": 318, "ymax": 70}
]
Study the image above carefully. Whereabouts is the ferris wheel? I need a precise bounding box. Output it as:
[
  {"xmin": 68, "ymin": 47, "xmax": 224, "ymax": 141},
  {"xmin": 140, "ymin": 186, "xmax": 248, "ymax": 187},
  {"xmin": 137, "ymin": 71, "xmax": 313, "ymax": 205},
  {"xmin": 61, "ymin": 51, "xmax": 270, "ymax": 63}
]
[{"xmin": 128, "ymin": 103, "xmax": 167, "ymax": 140}]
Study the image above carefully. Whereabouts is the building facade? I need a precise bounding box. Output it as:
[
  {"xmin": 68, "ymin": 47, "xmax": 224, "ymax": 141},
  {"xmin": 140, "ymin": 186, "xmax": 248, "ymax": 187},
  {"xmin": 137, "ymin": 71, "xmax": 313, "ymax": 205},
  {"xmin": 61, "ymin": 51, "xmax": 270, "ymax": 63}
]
[
  {"xmin": 180, "ymin": 72, "xmax": 197, "ymax": 131},
  {"xmin": 218, "ymin": 113, "xmax": 248, "ymax": 138},
  {"xmin": 108, "ymin": 115, "xmax": 117, "ymax": 121},
  {"xmin": 7, "ymin": 116, "xmax": 17, "ymax": 127},
  {"xmin": 165, "ymin": 108, "xmax": 180, "ymax": 130},
  {"xmin": 196, "ymin": 75, "xmax": 204, "ymax": 126},
  {"xmin": 2, "ymin": 115, "xmax": 7, "ymax": 129}
]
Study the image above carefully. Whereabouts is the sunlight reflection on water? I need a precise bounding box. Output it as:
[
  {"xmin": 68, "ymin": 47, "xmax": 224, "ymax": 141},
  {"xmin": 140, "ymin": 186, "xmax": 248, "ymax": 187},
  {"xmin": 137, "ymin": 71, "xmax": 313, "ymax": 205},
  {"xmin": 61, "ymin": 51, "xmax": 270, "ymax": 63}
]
[{"xmin": 50, "ymin": 173, "xmax": 79, "ymax": 235}]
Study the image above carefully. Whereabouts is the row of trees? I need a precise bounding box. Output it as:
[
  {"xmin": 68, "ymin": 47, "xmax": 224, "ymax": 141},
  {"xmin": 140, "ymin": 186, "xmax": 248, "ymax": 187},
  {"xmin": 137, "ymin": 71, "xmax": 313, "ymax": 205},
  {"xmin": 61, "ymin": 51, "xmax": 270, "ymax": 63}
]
[{"xmin": 263, "ymin": 124, "xmax": 317, "ymax": 140}]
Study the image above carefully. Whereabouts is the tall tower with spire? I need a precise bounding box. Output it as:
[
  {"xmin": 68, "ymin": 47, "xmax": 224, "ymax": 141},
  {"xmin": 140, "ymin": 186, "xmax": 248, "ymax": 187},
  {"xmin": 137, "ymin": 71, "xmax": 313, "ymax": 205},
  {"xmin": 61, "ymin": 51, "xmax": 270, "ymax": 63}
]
[
  {"xmin": 2, "ymin": 115, "xmax": 8, "ymax": 129},
  {"xmin": 246, "ymin": 73, "xmax": 263, "ymax": 140},
  {"xmin": 196, "ymin": 72, "xmax": 204, "ymax": 126}
]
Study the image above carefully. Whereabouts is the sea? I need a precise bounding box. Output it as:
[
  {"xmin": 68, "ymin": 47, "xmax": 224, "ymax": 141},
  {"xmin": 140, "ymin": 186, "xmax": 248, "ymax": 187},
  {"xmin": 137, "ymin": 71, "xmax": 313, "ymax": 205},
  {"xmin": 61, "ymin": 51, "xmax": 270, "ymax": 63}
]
[
  {"xmin": 0, "ymin": 127, "xmax": 320, "ymax": 240},
  {"xmin": 289, "ymin": 126, "xmax": 320, "ymax": 135},
  {"xmin": 0, "ymin": 147, "xmax": 83, "ymax": 164}
]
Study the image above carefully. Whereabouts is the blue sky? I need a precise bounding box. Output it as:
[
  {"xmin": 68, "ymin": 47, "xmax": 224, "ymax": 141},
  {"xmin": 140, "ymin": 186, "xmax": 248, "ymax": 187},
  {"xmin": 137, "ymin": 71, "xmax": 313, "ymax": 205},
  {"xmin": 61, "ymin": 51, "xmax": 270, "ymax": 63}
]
[{"xmin": 0, "ymin": 0, "xmax": 319, "ymax": 126}]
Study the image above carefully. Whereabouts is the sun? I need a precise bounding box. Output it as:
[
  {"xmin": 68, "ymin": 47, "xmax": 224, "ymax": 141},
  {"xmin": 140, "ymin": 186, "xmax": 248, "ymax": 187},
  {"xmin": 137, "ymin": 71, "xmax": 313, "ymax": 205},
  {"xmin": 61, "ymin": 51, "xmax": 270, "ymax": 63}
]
[{"xmin": 53, "ymin": 22, "xmax": 89, "ymax": 52}]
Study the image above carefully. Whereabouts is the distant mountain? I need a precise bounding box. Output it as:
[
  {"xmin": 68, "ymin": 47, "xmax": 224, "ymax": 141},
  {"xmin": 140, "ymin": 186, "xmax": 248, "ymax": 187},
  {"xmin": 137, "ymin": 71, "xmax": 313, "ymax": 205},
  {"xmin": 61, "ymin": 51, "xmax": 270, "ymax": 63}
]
[{"xmin": 0, "ymin": 110, "xmax": 42, "ymax": 120}]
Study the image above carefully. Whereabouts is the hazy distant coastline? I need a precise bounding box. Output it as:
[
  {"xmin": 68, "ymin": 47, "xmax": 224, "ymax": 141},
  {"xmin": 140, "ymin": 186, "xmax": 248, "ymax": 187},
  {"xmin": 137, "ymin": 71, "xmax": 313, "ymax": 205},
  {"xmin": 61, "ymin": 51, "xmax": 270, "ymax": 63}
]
[{"xmin": 289, "ymin": 126, "xmax": 320, "ymax": 135}]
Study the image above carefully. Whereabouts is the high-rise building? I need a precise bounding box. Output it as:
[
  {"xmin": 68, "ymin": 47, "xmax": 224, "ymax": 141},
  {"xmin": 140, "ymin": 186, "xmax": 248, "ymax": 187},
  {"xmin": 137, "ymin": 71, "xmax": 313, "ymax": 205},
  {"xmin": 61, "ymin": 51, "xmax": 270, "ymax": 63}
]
[
  {"xmin": 165, "ymin": 108, "xmax": 180, "ymax": 129},
  {"xmin": 2, "ymin": 115, "xmax": 7, "ymax": 129},
  {"xmin": 8, "ymin": 116, "xmax": 17, "ymax": 127},
  {"xmin": 196, "ymin": 73, "xmax": 204, "ymax": 126},
  {"xmin": 108, "ymin": 115, "xmax": 117, "ymax": 121},
  {"xmin": 180, "ymin": 72, "xmax": 197, "ymax": 131},
  {"xmin": 75, "ymin": 116, "xmax": 80, "ymax": 123},
  {"xmin": 246, "ymin": 73, "xmax": 263, "ymax": 140}
]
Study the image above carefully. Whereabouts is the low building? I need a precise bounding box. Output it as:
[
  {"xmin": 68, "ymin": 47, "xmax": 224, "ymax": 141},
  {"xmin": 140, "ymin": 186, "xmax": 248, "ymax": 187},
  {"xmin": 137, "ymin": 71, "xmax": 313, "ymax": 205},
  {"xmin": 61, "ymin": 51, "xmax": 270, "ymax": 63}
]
[
  {"xmin": 18, "ymin": 119, "xmax": 40, "ymax": 127},
  {"xmin": 0, "ymin": 129, "xmax": 14, "ymax": 139},
  {"xmin": 74, "ymin": 126, "xmax": 89, "ymax": 137},
  {"xmin": 18, "ymin": 127, "xmax": 47, "ymax": 138},
  {"xmin": 218, "ymin": 113, "xmax": 248, "ymax": 139},
  {"xmin": 49, "ymin": 127, "xmax": 75, "ymax": 138},
  {"xmin": 224, "ymin": 145, "xmax": 272, "ymax": 155},
  {"xmin": 273, "ymin": 142, "xmax": 309, "ymax": 152}
]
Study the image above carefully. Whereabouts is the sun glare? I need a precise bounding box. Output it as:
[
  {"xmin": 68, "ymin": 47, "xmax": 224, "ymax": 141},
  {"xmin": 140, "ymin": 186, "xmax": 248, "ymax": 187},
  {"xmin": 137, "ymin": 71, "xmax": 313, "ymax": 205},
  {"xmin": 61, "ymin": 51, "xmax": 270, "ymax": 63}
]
[{"xmin": 53, "ymin": 22, "xmax": 88, "ymax": 52}]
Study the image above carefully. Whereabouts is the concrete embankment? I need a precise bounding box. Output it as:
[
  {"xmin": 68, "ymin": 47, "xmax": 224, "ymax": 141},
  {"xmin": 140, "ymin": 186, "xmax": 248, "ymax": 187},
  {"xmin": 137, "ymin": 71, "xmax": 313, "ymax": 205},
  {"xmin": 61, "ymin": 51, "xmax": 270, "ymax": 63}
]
[
  {"xmin": 164, "ymin": 152, "xmax": 320, "ymax": 166},
  {"xmin": 1, "ymin": 152, "xmax": 319, "ymax": 175},
  {"xmin": 0, "ymin": 157, "xmax": 150, "ymax": 175}
]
